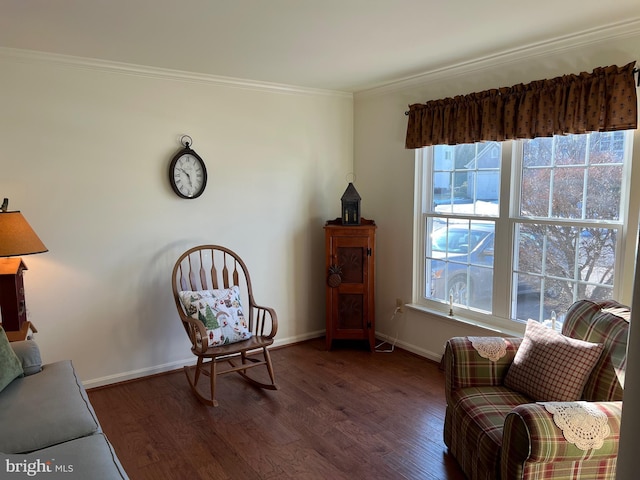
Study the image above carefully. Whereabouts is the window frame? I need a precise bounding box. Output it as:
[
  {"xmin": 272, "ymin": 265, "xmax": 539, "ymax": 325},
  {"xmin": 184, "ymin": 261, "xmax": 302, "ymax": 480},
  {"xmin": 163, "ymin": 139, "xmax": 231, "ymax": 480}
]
[{"xmin": 413, "ymin": 132, "xmax": 634, "ymax": 330}]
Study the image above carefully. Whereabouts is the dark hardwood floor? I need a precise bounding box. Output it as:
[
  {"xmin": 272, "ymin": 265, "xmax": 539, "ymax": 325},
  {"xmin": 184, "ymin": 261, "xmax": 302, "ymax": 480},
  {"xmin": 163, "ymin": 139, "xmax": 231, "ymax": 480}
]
[{"xmin": 88, "ymin": 338, "xmax": 466, "ymax": 480}]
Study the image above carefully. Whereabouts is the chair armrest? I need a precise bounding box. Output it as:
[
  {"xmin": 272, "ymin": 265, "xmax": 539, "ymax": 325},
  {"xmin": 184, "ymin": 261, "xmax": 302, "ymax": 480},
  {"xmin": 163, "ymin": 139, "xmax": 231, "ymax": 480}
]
[
  {"xmin": 444, "ymin": 336, "xmax": 522, "ymax": 403},
  {"xmin": 9, "ymin": 340, "xmax": 42, "ymax": 376},
  {"xmin": 252, "ymin": 304, "xmax": 278, "ymax": 339},
  {"xmin": 180, "ymin": 315, "xmax": 209, "ymax": 355},
  {"xmin": 502, "ymin": 401, "xmax": 621, "ymax": 479}
]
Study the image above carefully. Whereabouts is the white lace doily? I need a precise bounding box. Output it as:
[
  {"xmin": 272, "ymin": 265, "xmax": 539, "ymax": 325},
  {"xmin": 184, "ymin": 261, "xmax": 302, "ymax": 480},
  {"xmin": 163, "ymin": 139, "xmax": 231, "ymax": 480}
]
[
  {"xmin": 467, "ymin": 337, "xmax": 507, "ymax": 361},
  {"xmin": 543, "ymin": 402, "xmax": 610, "ymax": 450}
]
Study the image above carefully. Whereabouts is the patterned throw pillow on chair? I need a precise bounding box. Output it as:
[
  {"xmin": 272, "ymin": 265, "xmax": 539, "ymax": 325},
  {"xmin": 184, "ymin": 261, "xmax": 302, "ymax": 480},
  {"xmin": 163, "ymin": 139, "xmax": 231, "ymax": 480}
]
[
  {"xmin": 504, "ymin": 319, "xmax": 604, "ymax": 402},
  {"xmin": 178, "ymin": 286, "xmax": 252, "ymax": 347}
]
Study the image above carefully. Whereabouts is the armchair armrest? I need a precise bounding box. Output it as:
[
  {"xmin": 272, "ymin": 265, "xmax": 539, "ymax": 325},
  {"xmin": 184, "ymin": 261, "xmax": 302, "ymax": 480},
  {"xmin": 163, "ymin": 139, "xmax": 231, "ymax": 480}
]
[
  {"xmin": 9, "ymin": 340, "xmax": 42, "ymax": 376},
  {"xmin": 502, "ymin": 401, "xmax": 621, "ymax": 479},
  {"xmin": 444, "ymin": 336, "xmax": 522, "ymax": 403}
]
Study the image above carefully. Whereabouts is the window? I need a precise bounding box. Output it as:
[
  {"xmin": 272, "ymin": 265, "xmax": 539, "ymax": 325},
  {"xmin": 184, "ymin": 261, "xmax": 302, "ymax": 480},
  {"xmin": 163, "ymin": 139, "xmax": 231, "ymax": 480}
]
[{"xmin": 415, "ymin": 131, "xmax": 633, "ymax": 327}]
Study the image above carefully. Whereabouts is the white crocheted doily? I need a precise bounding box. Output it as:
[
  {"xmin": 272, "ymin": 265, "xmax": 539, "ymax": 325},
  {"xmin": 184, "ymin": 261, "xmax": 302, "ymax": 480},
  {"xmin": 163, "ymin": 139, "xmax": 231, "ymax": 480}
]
[
  {"xmin": 543, "ymin": 402, "xmax": 610, "ymax": 450},
  {"xmin": 467, "ymin": 337, "xmax": 507, "ymax": 361}
]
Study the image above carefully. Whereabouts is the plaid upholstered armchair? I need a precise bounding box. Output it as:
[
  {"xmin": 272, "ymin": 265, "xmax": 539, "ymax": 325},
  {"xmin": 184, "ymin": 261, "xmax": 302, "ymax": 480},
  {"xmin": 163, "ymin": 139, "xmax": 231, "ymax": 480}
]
[{"xmin": 443, "ymin": 299, "xmax": 629, "ymax": 480}]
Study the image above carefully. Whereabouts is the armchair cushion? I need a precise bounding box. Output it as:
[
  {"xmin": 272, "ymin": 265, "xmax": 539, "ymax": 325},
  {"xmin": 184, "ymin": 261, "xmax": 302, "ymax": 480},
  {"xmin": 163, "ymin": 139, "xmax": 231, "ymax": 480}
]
[
  {"xmin": 0, "ymin": 327, "xmax": 23, "ymax": 393},
  {"xmin": 178, "ymin": 286, "xmax": 252, "ymax": 346},
  {"xmin": 504, "ymin": 320, "xmax": 604, "ymax": 401}
]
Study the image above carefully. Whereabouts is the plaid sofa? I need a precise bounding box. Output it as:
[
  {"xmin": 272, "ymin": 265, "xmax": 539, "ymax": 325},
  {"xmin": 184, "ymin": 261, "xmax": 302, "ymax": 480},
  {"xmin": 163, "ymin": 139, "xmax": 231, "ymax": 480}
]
[{"xmin": 444, "ymin": 299, "xmax": 629, "ymax": 480}]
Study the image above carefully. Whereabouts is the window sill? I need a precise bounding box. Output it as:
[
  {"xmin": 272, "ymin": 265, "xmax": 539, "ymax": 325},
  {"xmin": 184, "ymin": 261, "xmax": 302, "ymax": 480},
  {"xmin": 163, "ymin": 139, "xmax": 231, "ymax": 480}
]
[{"xmin": 405, "ymin": 303, "xmax": 524, "ymax": 338}]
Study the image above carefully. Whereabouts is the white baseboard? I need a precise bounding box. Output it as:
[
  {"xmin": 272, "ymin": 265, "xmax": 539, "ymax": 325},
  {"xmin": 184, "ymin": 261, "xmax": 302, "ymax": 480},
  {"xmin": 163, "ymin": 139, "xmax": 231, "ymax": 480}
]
[
  {"xmin": 374, "ymin": 332, "xmax": 443, "ymax": 363},
  {"xmin": 83, "ymin": 358, "xmax": 197, "ymax": 389},
  {"xmin": 83, "ymin": 329, "xmax": 326, "ymax": 389}
]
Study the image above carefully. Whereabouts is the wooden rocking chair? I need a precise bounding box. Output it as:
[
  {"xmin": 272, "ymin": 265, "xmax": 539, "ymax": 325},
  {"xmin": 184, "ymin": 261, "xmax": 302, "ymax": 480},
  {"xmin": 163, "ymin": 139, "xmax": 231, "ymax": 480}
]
[{"xmin": 171, "ymin": 245, "xmax": 278, "ymax": 407}]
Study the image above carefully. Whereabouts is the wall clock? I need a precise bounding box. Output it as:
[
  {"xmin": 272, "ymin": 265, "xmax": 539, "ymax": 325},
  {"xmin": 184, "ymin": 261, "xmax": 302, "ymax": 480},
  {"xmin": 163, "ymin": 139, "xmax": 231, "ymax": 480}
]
[{"xmin": 169, "ymin": 135, "xmax": 208, "ymax": 199}]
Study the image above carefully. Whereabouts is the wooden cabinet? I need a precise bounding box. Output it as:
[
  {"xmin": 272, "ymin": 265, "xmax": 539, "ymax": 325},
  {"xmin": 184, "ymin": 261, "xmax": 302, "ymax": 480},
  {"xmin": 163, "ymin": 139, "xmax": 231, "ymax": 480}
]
[
  {"xmin": 0, "ymin": 258, "xmax": 28, "ymax": 332},
  {"xmin": 324, "ymin": 218, "xmax": 376, "ymax": 350}
]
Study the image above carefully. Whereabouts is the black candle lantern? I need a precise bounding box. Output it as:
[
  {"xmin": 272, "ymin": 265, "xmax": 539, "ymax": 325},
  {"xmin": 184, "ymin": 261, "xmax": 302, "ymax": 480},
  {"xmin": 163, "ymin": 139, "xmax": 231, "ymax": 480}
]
[{"xmin": 341, "ymin": 182, "xmax": 361, "ymax": 225}]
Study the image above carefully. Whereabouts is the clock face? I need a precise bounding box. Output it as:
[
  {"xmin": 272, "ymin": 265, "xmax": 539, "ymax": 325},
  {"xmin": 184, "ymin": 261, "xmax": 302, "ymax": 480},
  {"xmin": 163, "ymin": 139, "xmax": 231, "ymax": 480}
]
[{"xmin": 169, "ymin": 148, "xmax": 207, "ymax": 199}]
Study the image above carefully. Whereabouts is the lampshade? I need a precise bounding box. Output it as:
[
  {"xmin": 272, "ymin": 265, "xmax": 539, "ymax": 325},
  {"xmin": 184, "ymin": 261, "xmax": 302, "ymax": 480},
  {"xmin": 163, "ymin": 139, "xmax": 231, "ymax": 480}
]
[{"xmin": 0, "ymin": 211, "xmax": 48, "ymax": 257}]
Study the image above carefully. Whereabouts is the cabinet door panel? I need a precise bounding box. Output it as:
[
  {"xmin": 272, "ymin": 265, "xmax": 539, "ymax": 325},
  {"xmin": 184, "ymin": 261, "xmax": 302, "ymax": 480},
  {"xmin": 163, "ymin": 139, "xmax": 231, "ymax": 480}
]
[
  {"xmin": 337, "ymin": 294, "xmax": 364, "ymax": 330},
  {"xmin": 337, "ymin": 246, "xmax": 364, "ymax": 283}
]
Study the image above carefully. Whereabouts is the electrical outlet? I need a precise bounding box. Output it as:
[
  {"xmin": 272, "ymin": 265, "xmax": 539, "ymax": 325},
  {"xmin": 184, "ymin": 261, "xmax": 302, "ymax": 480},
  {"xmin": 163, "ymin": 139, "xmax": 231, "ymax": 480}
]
[{"xmin": 395, "ymin": 298, "xmax": 404, "ymax": 313}]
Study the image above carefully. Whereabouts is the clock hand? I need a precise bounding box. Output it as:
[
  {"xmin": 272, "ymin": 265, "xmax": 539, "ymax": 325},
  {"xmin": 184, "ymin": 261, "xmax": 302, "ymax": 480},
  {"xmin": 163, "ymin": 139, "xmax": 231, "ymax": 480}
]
[{"xmin": 179, "ymin": 168, "xmax": 193, "ymax": 186}]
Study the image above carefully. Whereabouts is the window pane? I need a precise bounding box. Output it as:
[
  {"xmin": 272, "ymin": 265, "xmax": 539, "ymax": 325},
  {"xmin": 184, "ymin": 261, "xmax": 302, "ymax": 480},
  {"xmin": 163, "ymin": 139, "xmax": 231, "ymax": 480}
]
[
  {"xmin": 426, "ymin": 219, "xmax": 494, "ymax": 312},
  {"xmin": 592, "ymin": 131, "xmax": 626, "ymax": 159},
  {"xmin": 555, "ymin": 134, "xmax": 587, "ymax": 165},
  {"xmin": 550, "ymin": 167, "xmax": 585, "ymax": 219},
  {"xmin": 513, "ymin": 222, "xmax": 620, "ymax": 321},
  {"xmin": 515, "ymin": 224, "xmax": 544, "ymax": 275},
  {"xmin": 432, "ymin": 143, "xmax": 500, "ymax": 215},
  {"xmin": 543, "ymin": 225, "xmax": 578, "ymax": 279},
  {"xmin": 544, "ymin": 278, "xmax": 569, "ymax": 313},
  {"xmin": 578, "ymin": 228, "xmax": 616, "ymax": 286},
  {"xmin": 521, "ymin": 167, "xmax": 550, "ymax": 217},
  {"xmin": 585, "ymin": 165, "xmax": 622, "ymax": 221},
  {"xmin": 513, "ymin": 273, "xmax": 542, "ymax": 320},
  {"xmin": 523, "ymin": 137, "xmax": 553, "ymax": 167}
]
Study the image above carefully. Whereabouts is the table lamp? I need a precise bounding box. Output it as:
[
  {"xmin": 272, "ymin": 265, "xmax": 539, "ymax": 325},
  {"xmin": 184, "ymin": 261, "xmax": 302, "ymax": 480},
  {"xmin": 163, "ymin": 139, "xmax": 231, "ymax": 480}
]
[{"xmin": 0, "ymin": 199, "xmax": 48, "ymax": 333}]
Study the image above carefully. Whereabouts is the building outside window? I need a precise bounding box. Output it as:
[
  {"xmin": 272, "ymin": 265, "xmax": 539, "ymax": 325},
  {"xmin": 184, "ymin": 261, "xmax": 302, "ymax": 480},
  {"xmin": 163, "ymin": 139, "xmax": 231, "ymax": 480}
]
[{"xmin": 414, "ymin": 131, "xmax": 633, "ymax": 329}]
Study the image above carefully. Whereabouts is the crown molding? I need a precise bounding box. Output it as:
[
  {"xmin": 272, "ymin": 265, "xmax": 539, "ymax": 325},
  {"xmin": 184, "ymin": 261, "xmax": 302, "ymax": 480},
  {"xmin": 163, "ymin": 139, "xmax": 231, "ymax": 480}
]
[
  {"xmin": 355, "ymin": 17, "xmax": 640, "ymax": 99},
  {"xmin": 0, "ymin": 47, "xmax": 353, "ymax": 99}
]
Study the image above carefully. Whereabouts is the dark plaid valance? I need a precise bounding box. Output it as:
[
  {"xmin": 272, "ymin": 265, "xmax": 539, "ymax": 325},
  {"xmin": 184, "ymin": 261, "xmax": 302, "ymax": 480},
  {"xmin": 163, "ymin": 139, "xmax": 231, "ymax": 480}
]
[{"xmin": 405, "ymin": 62, "xmax": 637, "ymax": 148}]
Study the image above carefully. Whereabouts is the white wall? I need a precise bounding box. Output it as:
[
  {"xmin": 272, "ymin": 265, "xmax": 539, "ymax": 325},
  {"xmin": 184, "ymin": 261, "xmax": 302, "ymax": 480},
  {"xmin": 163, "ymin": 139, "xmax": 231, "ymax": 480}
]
[{"xmin": 0, "ymin": 50, "xmax": 353, "ymax": 386}]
